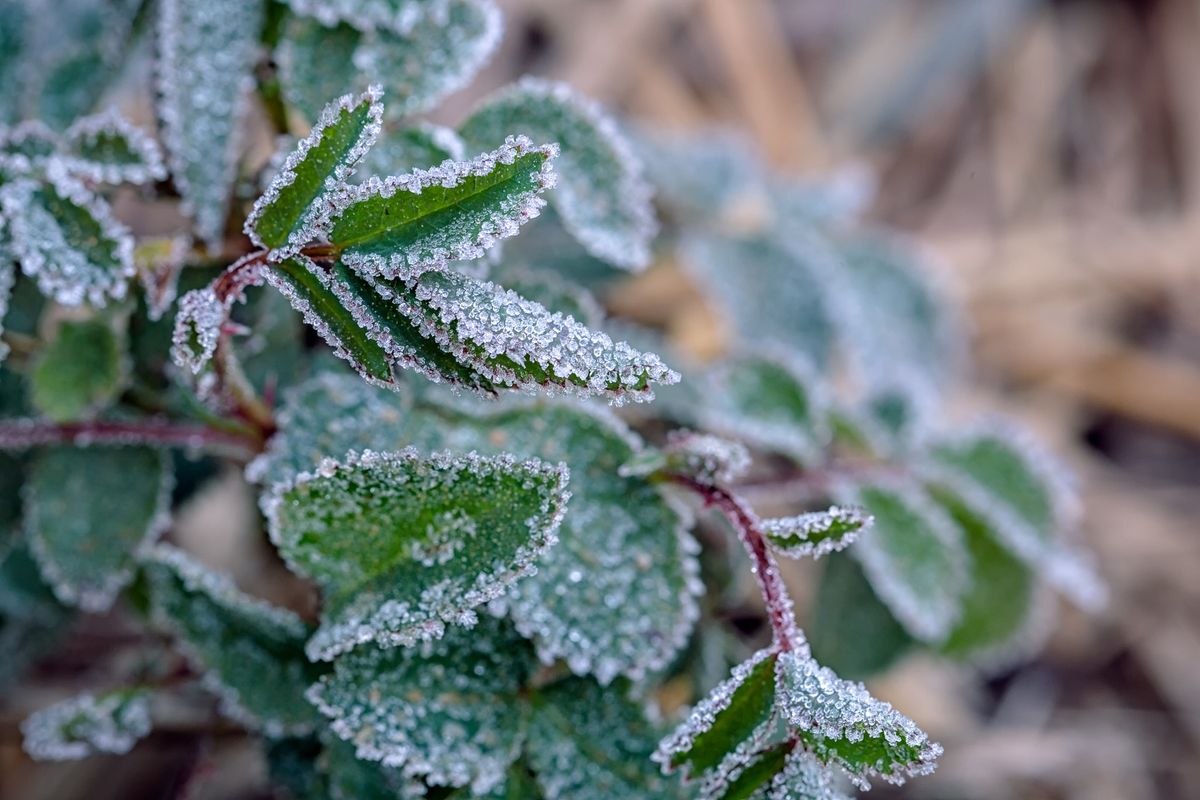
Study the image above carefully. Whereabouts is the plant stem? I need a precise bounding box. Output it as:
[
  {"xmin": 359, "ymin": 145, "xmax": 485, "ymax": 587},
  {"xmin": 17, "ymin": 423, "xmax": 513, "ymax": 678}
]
[
  {"xmin": 0, "ymin": 418, "xmax": 262, "ymax": 461},
  {"xmin": 213, "ymin": 335, "xmax": 276, "ymax": 437},
  {"xmin": 667, "ymin": 473, "xmax": 800, "ymax": 652}
]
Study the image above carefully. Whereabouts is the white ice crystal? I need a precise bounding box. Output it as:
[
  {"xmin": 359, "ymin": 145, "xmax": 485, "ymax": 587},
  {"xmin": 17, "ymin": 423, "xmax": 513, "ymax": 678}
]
[
  {"xmin": 755, "ymin": 751, "xmax": 852, "ymax": 800},
  {"xmin": 60, "ymin": 108, "xmax": 167, "ymax": 185},
  {"xmin": 284, "ymin": 0, "xmax": 460, "ymax": 34},
  {"xmin": 22, "ymin": 691, "xmax": 152, "ymax": 761},
  {"xmin": 762, "ymin": 505, "xmax": 870, "ymax": 561},
  {"xmin": 170, "ymin": 287, "xmax": 227, "ymax": 374},
  {"xmin": 0, "ymin": 120, "xmax": 60, "ymax": 174},
  {"xmin": 660, "ymin": 429, "xmax": 752, "ymax": 484}
]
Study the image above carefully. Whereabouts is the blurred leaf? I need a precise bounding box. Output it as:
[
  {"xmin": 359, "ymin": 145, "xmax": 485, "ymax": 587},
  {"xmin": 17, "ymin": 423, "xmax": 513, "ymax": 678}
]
[
  {"xmin": 60, "ymin": 109, "xmax": 166, "ymax": 185},
  {"xmin": 809, "ymin": 553, "xmax": 912, "ymax": 681},
  {"xmin": 30, "ymin": 319, "xmax": 126, "ymax": 422},
  {"xmin": 276, "ymin": 17, "xmax": 363, "ymax": 125},
  {"xmin": 762, "ymin": 506, "xmax": 869, "ymax": 561},
  {"xmin": 21, "ymin": 689, "xmax": 151, "ymax": 761},
  {"xmin": 353, "ymin": 124, "xmax": 465, "ymax": 181}
]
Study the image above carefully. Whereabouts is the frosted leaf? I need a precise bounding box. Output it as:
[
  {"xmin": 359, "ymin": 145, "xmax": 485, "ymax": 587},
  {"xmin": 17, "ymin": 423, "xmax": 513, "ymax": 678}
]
[
  {"xmin": 134, "ymin": 236, "xmax": 189, "ymax": 321},
  {"xmin": 318, "ymin": 735, "xmax": 428, "ymax": 800},
  {"xmin": 700, "ymin": 352, "xmax": 828, "ymax": 465},
  {"xmin": 0, "ymin": 120, "xmax": 59, "ymax": 174},
  {"xmin": 283, "ymin": 0, "xmax": 461, "ymax": 33},
  {"xmin": 630, "ymin": 127, "xmax": 763, "ymax": 222},
  {"xmin": 59, "ymin": 108, "xmax": 167, "ymax": 185},
  {"xmin": 774, "ymin": 651, "xmax": 941, "ymax": 789},
  {"xmin": 264, "ymin": 447, "xmax": 569, "ymax": 660},
  {"xmin": 762, "ymin": 506, "xmax": 870, "ymax": 561},
  {"xmin": 26, "ymin": 446, "xmax": 171, "ymax": 613},
  {"xmin": 384, "ymin": 268, "xmax": 680, "ymax": 404},
  {"xmin": 654, "ymin": 648, "xmax": 779, "ymax": 782},
  {"xmin": 352, "ymin": 0, "xmax": 502, "ymax": 119},
  {"xmin": 170, "ymin": 287, "xmax": 226, "ymax": 374},
  {"xmin": 750, "ymin": 749, "xmax": 852, "ymax": 800},
  {"xmin": 489, "ymin": 262, "xmax": 603, "ymax": 327},
  {"xmin": 809, "ymin": 554, "xmax": 913, "ymax": 680},
  {"xmin": 255, "ymin": 376, "xmax": 701, "ymax": 683},
  {"xmin": 836, "ymin": 481, "xmax": 967, "ymax": 643},
  {"xmin": 461, "ymin": 78, "xmax": 658, "ymax": 271},
  {"xmin": 0, "ymin": 167, "xmax": 135, "ymax": 306},
  {"xmin": 246, "ymin": 86, "xmax": 383, "ymax": 255},
  {"xmin": 528, "ymin": 678, "xmax": 678, "ymax": 799},
  {"xmin": 650, "ymin": 430, "xmax": 751, "ymax": 484},
  {"xmin": 141, "ymin": 544, "xmax": 324, "ymax": 736},
  {"xmin": 352, "ymin": 124, "xmax": 466, "ymax": 182},
  {"xmin": 21, "ymin": 689, "xmax": 151, "ymax": 761},
  {"xmin": 276, "ymin": 17, "xmax": 364, "ymax": 125},
  {"xmin": 681, "ymin": 234, "xmax": 836, "ymax": 370},
  {"xmin": 696, "ymin": 742, "xmax": 852, "ymax": 800},
  {"xmin": 921, "ymin": 420, "xmax": 1105, "ymax": 610},
  {"xmin": 768, "ymin": 166, "xmax": 876, "ymax": 229},
  {"xmin": 157, "ymin": 0, "xmax": 265, "ymax": 248},
  {"xmin": 30, "ymin": 319, "xmax": 127, "ymax": 423},
  {"xmin": 309, "ymin": 616, "xmax": 535, "ymax": 792},
  {"xmin": 328, "ymin": 135, "xmax": 556, "ymax": 281}
]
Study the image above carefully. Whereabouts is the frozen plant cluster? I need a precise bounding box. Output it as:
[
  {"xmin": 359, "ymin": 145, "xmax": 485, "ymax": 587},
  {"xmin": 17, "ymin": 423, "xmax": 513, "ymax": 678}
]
[{"xmin": 21, "ymin": 691, "xmax": 152, "ymax": 761}]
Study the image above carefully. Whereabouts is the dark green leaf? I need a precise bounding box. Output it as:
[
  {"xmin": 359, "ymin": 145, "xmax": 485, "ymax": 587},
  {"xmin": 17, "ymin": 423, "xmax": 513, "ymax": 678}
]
[
  {"xmin": 809, "ymin": 554, "xmax": 913, "ymax": 681},
  {"xmin": 30, "ymin": 319, "xmax": 126, "ymax": 422}
]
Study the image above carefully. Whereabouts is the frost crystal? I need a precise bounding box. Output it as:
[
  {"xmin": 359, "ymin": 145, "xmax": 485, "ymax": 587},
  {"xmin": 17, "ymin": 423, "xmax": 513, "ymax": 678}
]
[
  {"xmin": 157, "ymin": 0, "xmax": 264, "ymax": 248},
  {"xmin": 0, "ymin": 120, "xmax": 60, "ymax": 174},
  {"xmin": 264, "ymin": 447, "xmax": 569, "ymax": 661},
  {"xmin": 308, "ymin": 617, "xmax": 532, "ymax": 793},
  {"xmin": 330, "ymin": 135, "xmax": 557, "ymax": 281},
  {"xmin": 170, "ymin": 287, "xmax": 226, "ymax": 374},
  {"xmin": 285, "ymin": 0, "xmax": 459, "ymax": 34},
  {"xmin": 774, "ymin": 651, "xmax": 941, "ymax": 789},
  {"xmin": 394, "ymin": 268, "xmax": 680, "ymax": 404},
  {"xmin": 60, "ymin": 109, "xmax": 167, "ymax": 185},
  {"xmin": 22, "ymin": 690, "xmax": 151, "ymax": 761},
  {"xmin": 762, "ymin": 506, "xmax": 870, "ymax": 561},
  {"xmin": 0, "ymin": 166, "xmax": 135, "ymax": 306},
  {"xmin": 460, "ymin": 77, "xmax": 658, "ymax": 270},
  {"xmin": 659, "ymin": 429, "xmax": 751, "ymax": 484},
  {"xmin": 755, "ymin": 751, "xmax": 852, "ymax": 800}
]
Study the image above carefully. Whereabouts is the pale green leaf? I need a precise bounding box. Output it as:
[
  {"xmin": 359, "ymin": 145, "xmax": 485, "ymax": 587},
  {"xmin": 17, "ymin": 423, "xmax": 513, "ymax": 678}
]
[
  {"xmin": 309, "ymin": 616, "xmax": 536, "ymax": 792},
  {"xmin": 265, "ymin": 447, "xmax": 569, "ymax": 660},
  {"xmin": 277, "ymin": 17, "xmax": 364, "ymax": 125},
  {"xmin": 60, "ymin": 109, "xmax": 167, "ymax": 185},
  {"xmin": 762, "ymin": 505, "xmax": 869, "ymax": 561},
  {"xmin": 247, "ymin": 87, "xmax": 383, "ymax": 253},
  {"xmin": 158, "ymin": 0, "xmax": 265, "ymax": 248},
  {"xmin": 21, "ymin": 689, "xmax": 151, "ymax": 761},
  {"xmin": 460, "ymin": 79, "xmax": 657, "ymax": 270},
  {"xmin": 809, "ymin": 554, "xmax": 913, "ymax": 681},
  {"xmin": 26, "ymin": 446, "xmax": 170, "ymax": 612},
  {"xmin": 30, "ymin": 319, "xmax": 126, "ymax": 422},
  {"xmin": 141, "ymin": 544, "xmax": 324, "ymax": 735}
]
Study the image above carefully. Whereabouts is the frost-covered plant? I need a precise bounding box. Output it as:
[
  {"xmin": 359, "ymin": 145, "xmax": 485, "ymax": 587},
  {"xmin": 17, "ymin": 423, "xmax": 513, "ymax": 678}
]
[{"xmin": 0, "ymin": 1, "xmax": 1104, "ymax": 798}]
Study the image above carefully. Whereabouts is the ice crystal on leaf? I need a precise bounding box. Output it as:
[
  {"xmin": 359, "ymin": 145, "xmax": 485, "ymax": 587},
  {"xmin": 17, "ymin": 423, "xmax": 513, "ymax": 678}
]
[
  {"xmin": 761, "ymin": 506, "xmax": 870, "ymax": 561},
  {"xmin": 774, "ymin": 651, "xmax": 941, "ymax": 789},
  {"xmin": 749, "ymin": 750, "xmax": 852, "ymax": 800},
  {"xmin": 353, "ymin": 124, "xmax": 466, "ymax": 182},
  {"xmin": 284, "ymin": 0, "xmax": 461, "ymax": 34},
  {"xmin": 246, "ymin": 87, "xmax": 384, "ymax": 256},
  {"xmin": 170, "ymin": 286, "xmax": 227, "ymax": 374},
  {"xmin": 460, "ymin": 78, "xmax": 658, "ymax": 271},
  {"xmin": 26, "ymin": 446, "xmax": 171, "ymax": 613},
  {"xmin": 651, "ymin": 430, "xmax": 752, "ymax": 484},
  {"xmin": 21, "ymin": 690, "xmax": 151, "ymax": 761},
  {"xmin": 328, "ymin": 135, "xmax": 557, "ymax": 281},
  {"xmin": 157, "ymin": 0, "xmax": 264, "ymax": 249},
  {"xmin": 0, "ymin": 121, "xmax": 59, "ymax": 174},
  {"xmin": 309, "ymin": 616, "xmax": 535, "ymax": 793},
  {"xmin": 0, "ymin": 166, "xmax": 135, "ymax": 306},
  {"xmin": 141, "ymin": 545, "xmax": 324, "ymax": 736},
  {"xmin": 59, "ymin": 109, "xmax": 167, "ymax": 186},
  {"xmin": 264, "ymin": 447, "xmax": 569, "ymax": 660}
]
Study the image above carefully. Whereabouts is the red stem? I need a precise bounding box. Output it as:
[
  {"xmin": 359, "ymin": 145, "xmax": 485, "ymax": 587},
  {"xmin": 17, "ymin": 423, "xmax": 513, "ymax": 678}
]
[
  {"xmin": 0, "ymin": 419, "xmax": 261, "ymax": 461},
  {"xmin": 667, "ymin": 473, "xmax": 799, "ymax": 652}
]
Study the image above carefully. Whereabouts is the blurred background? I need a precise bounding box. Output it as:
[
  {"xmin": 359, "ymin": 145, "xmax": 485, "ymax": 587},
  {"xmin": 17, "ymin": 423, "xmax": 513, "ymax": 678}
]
[{"xmin": 4, "ymin": 0, "xmax": 1200, "ymax": 798}]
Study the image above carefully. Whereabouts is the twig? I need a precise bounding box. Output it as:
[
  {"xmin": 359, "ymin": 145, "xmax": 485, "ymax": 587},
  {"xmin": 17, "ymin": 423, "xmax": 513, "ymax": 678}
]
[{"xmin": 0, "ymin": 418, "xmax": 262, "ymax": 461}]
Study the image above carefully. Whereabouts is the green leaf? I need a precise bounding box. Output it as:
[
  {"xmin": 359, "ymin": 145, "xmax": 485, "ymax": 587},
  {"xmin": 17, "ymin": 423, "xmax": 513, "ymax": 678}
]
[
  {"xmin": 354, "ymin": 124, "xmax": 466, "ymax": 181},
  {"xmin": 255, "ymin": 374, "xmax": 702, "ymax": 683},
  {"xmin": 935, "ymin": 493, "xmax": 1041, "ymax": 663},
  {"xmin": 702, "ymin": 744, "xmax": 851, "ymax": 800},
  {"xmin": 681, "ymin": 234, "xmax": 835, "ymax": 370},
  {"xmin": 0, "ymin": 542, "xmax": 67, "ymax": 625},
  {"xmin": 761, "ymin": 506, "xmax": 869, "ymax": 561},
  {"xmin": 0, "ymin": 169, "xmax": 135, "ymax": 306},
  {"xmin": 460, "ymin": 79, "xmax": 657, "ymax": 270},
  {"xmin": 21, "ymin": 689, "xmax": 151, "ymax": 761},
  {"xmin": 631, "ymin": 128, "xmax": 762, "ymax": 222},
  {"xmin": 26, "ymin": 446, "xmax": 170, "ymax": 612},
  {"xmin": 0, "ymin": 1, "xmax": 28, "ymax": 125},
  {"xmin": 321, "ymin": 735, "xmax": 425, "ymax": 800},
  {"xmin": 701, "ymin": 353, "xmax": 826, "ymax": 464},
  {"xmin": 141, "ymin": 544, "xmax": 325, "ymax": 735},
  {"xmin": 922, "ymin": 422, "xmax": 1104, "ymax": 609},
  {"xmin": 309, "ymin": 616, "xmax": 536, "ymax": 792},
  {"xmin": 276, "ymin": 17, "xmax": 364, "ymax": 125},
  {"xmin": 489, "ymin": 263, "xmax": 603, "ymax": 327},
  {"xmin": 838, "ymin": 481, "xmax": 967, "ymax": 643},
  {"xmin": 0, "ymin": 120, "xmax": 59, "ymax": 174},
  {"xmin": 60, "ymin": 109, "xmax": 167, "ymax": 186},
  {"xmin": 30, "ymin": 319, "xmax": 126, "ymax": 422},
  {"xmin": 655, "ymin": 648, "xmax": 779, "ymax": 780},
  {"xmin": 809, "ymin": 553, "xmax": 913, "ymax": 681},
  {"xmin": 645, "ymin": 430, "xmax": 750, "ymax": 484},
  {"xmin": 774, "ymin": 651, "xmax": 940, "ymax": 789},
  {"xmin": 328, "ymin": 136, "xmax": 556, "ymax": 281},
  {"xmin": 265, "ymin": 447, "xmax": 569, "ymax": 660},
  {"xmin": 158, "ymin": 0, "xmax": 265, "ymax": 248},
  {"xmin": 529, "ymin": 678, "xmax": 677, "ymax": 800},
  {"xmin": 247, "ymin": 87, "xmax": 383, "ymax": 253},
  {"xmin": 284, "ymin": 0, "xmax": 467, "ymax": 34},
  {"xmin": 375, "ymin": 268, "xmax": 680, "ymax": 404}
]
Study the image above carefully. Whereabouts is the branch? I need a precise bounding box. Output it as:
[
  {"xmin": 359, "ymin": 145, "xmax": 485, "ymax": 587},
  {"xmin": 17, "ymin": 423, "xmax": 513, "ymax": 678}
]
[{"xmin": 0, "ymin": 418, "xmax": 262, "ymax": 461}]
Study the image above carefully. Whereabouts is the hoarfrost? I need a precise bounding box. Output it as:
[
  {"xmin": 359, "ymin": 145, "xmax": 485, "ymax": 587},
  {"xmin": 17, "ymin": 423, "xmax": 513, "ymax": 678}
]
[
  {"xmin": 762, "ymin": 506, "xmax": 870, "ymax": 561},
  {"xmin": 60, "ymin": 108, "xmax": 167, "ymax": 185},
  {"xmin": 22, "ymin": 691, "xmax": 151, "ymax": 761}
]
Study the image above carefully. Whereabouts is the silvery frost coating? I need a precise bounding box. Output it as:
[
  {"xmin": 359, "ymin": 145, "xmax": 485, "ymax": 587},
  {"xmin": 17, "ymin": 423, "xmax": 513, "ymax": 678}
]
[
  {"xmin": 0, "ymin": 121, "xmax": 60, "ymax": 175},
  {"xmin": 919, "ymin": 418, "xmax": 1106, "ymax": 611},
  {"xmin": 837, "ymin": 480, "xmax": 968, "ymax": 643},
  {"xmin": 660, "ymin": 429, "xmax": 752, "ymax": 484},
  {"xmin": 0, "ymin": 165, "xmax": 135, "ymax": 306},
  {"xmin": 170, "ymin": 251, "xmax": 266, "ymax": 374},
  {"xmin": 59, "ymin": 109, "xmax": 167, "ymax": 185},
  {"xmin": 21, "ymin": 690, "xmax": 151, "ymax": 761},
  {"xmin": 761, "ymin": 505, "xmax": 871, "ymax": 561},
  {"xmin": 754, "ymin": 752, "xmax": 852, "ymax": 800},
  {"xmin": 157, "ymin": 0, "xmax": 264, "ymax": 249},
  {"xmin": 245, "ymin": 86, "xmax": 384, "ymax": 257},
  {"xmin": 775, "ymin": 651, "xmax": 941, "ymax": 789},
  {"xmin": 263, "ymin": 447, "xmax": 570, "ymax": 661},
  {"xmin": 460, "ymin": 77, "xmax": 658, "ymax": 271},
  {"xmin": 284, "ymin": 0, "xmax": 460, "ymax": 34},
  {"xmin": 330, "ymin": 135, "xmax": 558, "ymax": 281},
  {"xmin": 400, "ymin": 268, "xmax": 680, "ymax": 405},
  {"xmin": 308, "ymin": 617, "xmax": 532, "ymax": 794}
]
